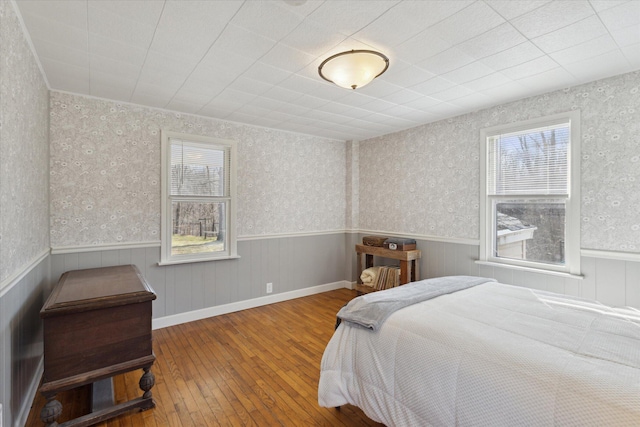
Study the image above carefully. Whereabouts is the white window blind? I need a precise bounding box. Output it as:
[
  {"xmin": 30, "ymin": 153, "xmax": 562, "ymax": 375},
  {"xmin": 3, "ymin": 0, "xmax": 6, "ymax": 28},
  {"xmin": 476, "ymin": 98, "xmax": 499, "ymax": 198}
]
[
  {"xmin": 170, "ymin": 139, "xmax": 229, "ymax": 197},
  {"xmin": 487, "ymin": 123, "xmax": 569, "ymax": 196}
]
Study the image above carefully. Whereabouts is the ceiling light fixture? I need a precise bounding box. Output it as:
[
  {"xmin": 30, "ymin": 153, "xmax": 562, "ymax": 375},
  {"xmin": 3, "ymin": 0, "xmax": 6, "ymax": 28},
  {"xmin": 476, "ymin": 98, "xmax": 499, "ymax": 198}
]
[{"xmin": 318, "ymin": 49, "xmax": 389, "ymax": 90}]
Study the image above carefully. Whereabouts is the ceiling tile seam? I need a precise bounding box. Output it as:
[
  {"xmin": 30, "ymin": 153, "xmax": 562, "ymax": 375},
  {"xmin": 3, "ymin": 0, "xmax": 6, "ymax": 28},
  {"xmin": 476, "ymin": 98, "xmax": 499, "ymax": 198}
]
[
  {"xmin": 587, "ymin": 1, "xmax": 634, "ymax": 69},
  {"xmin": 193, "ymin": 1, "xmax": 327, "ymax": 118},
  {"xmin": 129, "ymin": 0, "xmax": 167, "ymax": 104},
  {"xmin": 372, "ymin": 0, "xmax": 476, "ymax": 49},
  {"xmin": 166, "ymin": 0, "xmax": 249, "ymax": 111}
]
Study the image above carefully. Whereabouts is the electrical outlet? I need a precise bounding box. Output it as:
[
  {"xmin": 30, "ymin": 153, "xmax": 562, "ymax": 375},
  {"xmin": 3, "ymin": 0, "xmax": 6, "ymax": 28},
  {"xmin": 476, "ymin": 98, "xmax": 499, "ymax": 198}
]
[{"xmin": 266, "ymin": 282, "xmax": 273, "ymax": 294}]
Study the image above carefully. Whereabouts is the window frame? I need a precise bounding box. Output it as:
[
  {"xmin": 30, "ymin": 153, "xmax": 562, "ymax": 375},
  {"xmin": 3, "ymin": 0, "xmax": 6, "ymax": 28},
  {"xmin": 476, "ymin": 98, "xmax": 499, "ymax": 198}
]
[
  {"xmin": 160, "ymin": 131, "xmax": 238, "ymax": 265},
  {"xmin": 479, "ymin": 111, "xmax": 581, "ymax": 276}
]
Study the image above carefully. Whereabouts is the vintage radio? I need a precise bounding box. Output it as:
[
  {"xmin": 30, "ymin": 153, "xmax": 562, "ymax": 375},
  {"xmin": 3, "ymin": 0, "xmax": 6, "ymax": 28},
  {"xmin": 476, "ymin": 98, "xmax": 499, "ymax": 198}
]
[
  {"xmin": 362, "ymin": 235, "xmax": 388, "ymax": 247},
  {"xmin": 383, "ymin": 237, "xmax": 417, "ymax": 251}
]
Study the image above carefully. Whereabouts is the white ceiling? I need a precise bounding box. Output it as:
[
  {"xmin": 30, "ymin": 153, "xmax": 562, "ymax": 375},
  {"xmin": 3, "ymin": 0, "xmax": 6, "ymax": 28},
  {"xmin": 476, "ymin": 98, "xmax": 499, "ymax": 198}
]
[{"xmin": 14, "ymin": 0, "xmax": 640, "ymax": 141}]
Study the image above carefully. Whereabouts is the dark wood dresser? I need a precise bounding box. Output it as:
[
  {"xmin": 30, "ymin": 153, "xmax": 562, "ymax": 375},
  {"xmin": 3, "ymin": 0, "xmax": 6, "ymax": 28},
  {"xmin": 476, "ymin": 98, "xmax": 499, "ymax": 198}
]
[{"xmin": 39, "ymin": 265, "xmax": 156, "ymax": 427}]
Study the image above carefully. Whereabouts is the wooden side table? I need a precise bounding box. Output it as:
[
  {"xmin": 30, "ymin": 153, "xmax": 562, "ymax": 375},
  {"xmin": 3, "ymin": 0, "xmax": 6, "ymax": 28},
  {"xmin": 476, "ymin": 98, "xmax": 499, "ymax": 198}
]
[
  {"xmin": 39, "ymin": 265, "xmax": 156, "ymax": 427},
  {"xmin": 355, "ymin": 244, "xmax": 421, "ymax": 294}
]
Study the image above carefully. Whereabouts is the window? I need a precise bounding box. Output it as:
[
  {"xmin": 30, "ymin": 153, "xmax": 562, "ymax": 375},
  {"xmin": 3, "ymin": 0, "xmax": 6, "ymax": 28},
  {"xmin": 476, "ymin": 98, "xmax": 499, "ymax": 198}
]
[
  {"xmin": 160, "ymin": 131, "xmax": 237, "ymax": 265},
  {"xmin": 479, "ymin": 111, "xmax": 580, "ymax": 276}
]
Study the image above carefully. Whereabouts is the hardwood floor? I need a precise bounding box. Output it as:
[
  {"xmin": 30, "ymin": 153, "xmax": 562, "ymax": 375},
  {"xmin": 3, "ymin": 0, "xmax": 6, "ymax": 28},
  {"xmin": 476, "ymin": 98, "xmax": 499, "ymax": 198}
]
[{"xmin": 25, "ymin": 288, "xmax": 384, "ymax": 426}]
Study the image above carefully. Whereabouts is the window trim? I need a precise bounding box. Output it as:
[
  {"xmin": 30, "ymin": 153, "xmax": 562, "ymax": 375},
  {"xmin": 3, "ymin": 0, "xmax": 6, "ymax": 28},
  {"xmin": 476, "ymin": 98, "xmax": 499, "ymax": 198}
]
[
  {"xmin": 160, "ymin": 131, "xmax": 238, "ymax": 265},
  {"xmin": 479, "ymin": 110, "xmax": 581, "ymax": 276}
]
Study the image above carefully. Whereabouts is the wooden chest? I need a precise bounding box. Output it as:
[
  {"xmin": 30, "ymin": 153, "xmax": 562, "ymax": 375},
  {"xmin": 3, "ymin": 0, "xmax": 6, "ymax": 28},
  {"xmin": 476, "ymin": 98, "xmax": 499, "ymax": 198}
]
[
  {"xmin": 39, "ymin": 265, "xmax": 157, "ymax": 426},
  {"xmin": 383, "ymin": 237, "xmax": 417, "ymax": 251}
]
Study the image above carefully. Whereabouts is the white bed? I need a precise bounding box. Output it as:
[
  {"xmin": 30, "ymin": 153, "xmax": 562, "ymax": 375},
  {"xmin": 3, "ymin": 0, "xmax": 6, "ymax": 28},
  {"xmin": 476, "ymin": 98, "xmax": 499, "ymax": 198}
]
[{"xmin": 318, "ymin": 276, "xmax": 640, "ymax": 426}]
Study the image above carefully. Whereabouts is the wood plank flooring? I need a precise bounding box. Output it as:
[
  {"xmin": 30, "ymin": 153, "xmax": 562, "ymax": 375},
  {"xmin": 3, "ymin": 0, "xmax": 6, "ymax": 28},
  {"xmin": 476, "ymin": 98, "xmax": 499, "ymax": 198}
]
[{"xmin": 25, "ymin": 289, "xmax": 383, "ymax": 426}]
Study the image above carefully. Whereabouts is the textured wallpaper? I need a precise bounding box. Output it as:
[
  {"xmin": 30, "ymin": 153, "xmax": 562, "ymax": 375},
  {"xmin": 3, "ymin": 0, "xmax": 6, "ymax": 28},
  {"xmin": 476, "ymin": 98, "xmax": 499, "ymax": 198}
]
[
  {"xmin": 49, "ymin": 92, "xmax": 346, "ymax": 247},
  {"xmin": 359, "ymin": 70, "xmax": 640, "ymax": 253},
  {"xmin": 0, "ymin": 1, "xmax": 50, "ymax": 283}
]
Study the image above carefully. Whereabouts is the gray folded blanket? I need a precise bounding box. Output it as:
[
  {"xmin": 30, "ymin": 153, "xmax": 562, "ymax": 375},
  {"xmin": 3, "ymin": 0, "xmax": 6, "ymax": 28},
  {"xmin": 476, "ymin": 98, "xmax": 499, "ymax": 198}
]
[{"xmin": 338, "ymin": 275, "xmax": 496, "ymax": 331}]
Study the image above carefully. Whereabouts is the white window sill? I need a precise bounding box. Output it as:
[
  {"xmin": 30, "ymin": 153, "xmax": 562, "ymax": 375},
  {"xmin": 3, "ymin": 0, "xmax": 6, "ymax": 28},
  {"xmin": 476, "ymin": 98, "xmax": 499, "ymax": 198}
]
[
  {"xmin": 158, "ymin": 254, "xmax": 241, "ymax": 266},
  {"xmin": 475, "ymin": 260, "xmax": 583, "ymax": 280}
]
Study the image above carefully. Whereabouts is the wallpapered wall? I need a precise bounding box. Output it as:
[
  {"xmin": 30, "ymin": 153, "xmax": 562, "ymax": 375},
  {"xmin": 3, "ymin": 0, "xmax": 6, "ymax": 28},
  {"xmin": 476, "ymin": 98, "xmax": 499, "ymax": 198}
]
[
  {"xmin": 49, "ymin": 92, "xmax": 346, "ymax": 248},
  {"xmin": 0, "ymin": 0, "xmax": 50, "ymax": 283},
  {"xmin": 359, "ymin": 70, "xmax": 640, "ymax": 253}
]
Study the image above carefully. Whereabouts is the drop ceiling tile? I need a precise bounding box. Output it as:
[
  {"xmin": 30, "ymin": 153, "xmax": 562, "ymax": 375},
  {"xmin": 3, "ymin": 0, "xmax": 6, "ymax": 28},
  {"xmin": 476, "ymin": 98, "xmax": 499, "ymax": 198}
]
[
  {"xmin": 451, "ymin": 92, "xmax": 496, "ymax": 110},
  {"xmin": 442, "ymin": 62, "xmax": 496, "ymax": 84},
  {"xmin": 479, "ymin": 80, "xmax": 529, "ymax": 103},
  {"xmin": 306, "ymin": 1, "xmax": 397, "ymax": 36},
  {"xmin": 171, "ymin": 88, "xmax": 219, "ymax": 107},
  {"xmin": 431, "ymin": 85, "xmax": 475, "ymax": 102},
  {"xmin": 510, "ymin": 0, "xmax": 594, "ymax": 39},
  {"xmin": 89, "ymin": 68, "xmax": 137, "ymax": 91},
  {"xmin": 260, "ymin": 43, "xmax": 317, "ymax": 73},
  {"xmin": 428, "ymin": 1, "xmax": 506, "ymax": 45},
  {"xmin": 457, "ymin": 23, "xmax": 527, "ymax": 60},
  {"xmin": 380, "ymin": 89, "xmax": 424, "ymax": 105},
  {"xmin": 621, "ymin": 43, "xmax": 640, "ymax": 68},
  {"xmin": 402, "ymin": 95, "xmax": 444, "ymax": 110},
  {"xmin": 589, "ymin": 0, "xmax": 630, "ymax": 12},
  {"xmin": 335, "ymin": 92, "xmax": 378, "ymax": 108},
  {"xmin": 137, "ymin": 66, "xmax": 186, "ymax": 90},
  {"xmin": 410, "ymin": 76, "xmax": 457, "ymax": 96},
  {"xmin": 87, "ymin": 4, "xmax": 157, "ymax": 50},
  {"xmin": 196, "ymin": 48, "xmax": 256, "ymax": 83},
  {"xmin": 213, "ymin": 88, "xmax": 258, "ymax": 106},
  {"xmin": 280, "ymin": 19, "xmax": 347, "ymax": 57},
  {"xmin": 242, "ymin": 62, "xmax": 292, "ymax": 85},
  {"xmin": 479, "ymin": 41, "xmax": 544, "ymax": 71},
  {"xmin": 227, "ymin": 76, "xmax": 274, "ymax": 97},
  {"xmin": 88, "ymin": 33, "xmax": 147, "ymax": 67},
  {"xmin": 532, "ymin": 15, "xmax": 608, "ymax": 54},
  {"xmin": 355, "ymin": 0, "xmax": 473, "ymax": 48},
  {"xmin": 598, "ymin": 1, "xmax": 640, "ymax": 29},
  {"xmin": 31, "ymin": 38, "xmax": 90, "ymax": 69},
  {"xmin": 418, "ymin": 47, "xmax": 476, "ymax": 75},
  {"xmin": 501, "ymin": 55, "xmax": 557, "ymax": 80},
  {"xmin": 549, "ymin": 34, "xmax": 619, "ymax": 66},
  {"xmin": 40, "ymin": 58, "xmax": 90, "ymax": 93},
  {"xmin": 164, "ymin": 100, "xmax": 205, "ymax": 115},
  {"xmin": 22, "ymin": 13, "xmax": 88, "ymax": 52},
  {"xmin": 132, "ymin": 81, "xmax": 178, "ymax": 99},
  {"xmin": 610, "ymin": 25, "xmax": 640, "ymax": 48},
  {"xmin": 129, "ymin": 91, "xmax": 174, "ymax": 109},
  {"xmin": 381, "ymin": 62, "xmax": 435, "ymax": 87},
  {"xmin": 561, "ymin": 50, "xmax": 633, "ymax": 81},
  {"xmin": 213, "ymin": 24, "xmax": 277, "ymax": 59},
  {"xmin": 90, "ymin": 55, "xmax": 141, "ymax": 81},
  {"xmin": 464, "ymin": 72, "xmax": 513, "ymax": 91},
  {"xmin": 516, "ymin": 67, "xmax": 577, "ymax": 91},
  {"xmin": 294, "ymin": 95, "xmax": 329, "ymax": 110},
  {"xmin": 357, "ymin": 80, "xmax": 404, "ymax": 98},
  {"xmin": 231, "ymin": 1, "xmax": 303, "ymax": 41},
  {"xmin": 260, "ymin": 86, "xmax": 303, "ymax": 103},
  {"xmin": 17, "ymin": 0, "xmax": 88, "ymax": 30},
  {"xmin": 198, "ymin": 101, "xmax": 239, "ymax": 118},
  {"xmin": 178, "ymin": 77, "xmax": 226, "ymax": 100},
  {"xmin": 90, "ymin": 82, "xmax": 135, "ymax": 102},
  {"xmin": 89, "ymin": 0, "xmax": 164, "ymax": 26},
  {"xmin": 484, "ymin": 0, "xmax": 552, "ymax": 20},
  {"xmin": 339, "ymin": 105, "xmax": 377, "ymax": 120},
  {"xmin": 359, "ymin": 98, "xmax": 398, "ymax": 112},
  {"xmin": 393, "ymin": 30, "xmax": 454, "ymax": 64},
  {"xmin": 423, "ymin": 102, "xmax": 461, "ymax": 116}
]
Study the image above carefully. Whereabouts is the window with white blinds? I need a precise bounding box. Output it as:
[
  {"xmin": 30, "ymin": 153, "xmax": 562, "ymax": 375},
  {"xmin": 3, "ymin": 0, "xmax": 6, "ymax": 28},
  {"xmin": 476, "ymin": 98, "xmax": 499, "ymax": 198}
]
[
  {"xmin": 487, "ymin": 123, "xmax": 569, "ymax": 196},
  {"xmin": 170, "ymin": 140, "xmax": 229, "ymax": 197},
  {"xmin": 479, "ymin": 111, "xmax": 581, "ymax": 276},
  {"xmin": 160, "ymin": 131, "xmax": 237, "ymax": 265}
]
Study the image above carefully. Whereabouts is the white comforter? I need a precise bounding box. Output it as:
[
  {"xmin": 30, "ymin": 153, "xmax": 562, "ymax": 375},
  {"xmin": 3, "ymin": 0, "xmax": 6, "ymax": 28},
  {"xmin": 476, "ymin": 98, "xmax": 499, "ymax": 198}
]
[{"xmin": 318, "ymin": 280, "xmax": 640, "ymax": 426}]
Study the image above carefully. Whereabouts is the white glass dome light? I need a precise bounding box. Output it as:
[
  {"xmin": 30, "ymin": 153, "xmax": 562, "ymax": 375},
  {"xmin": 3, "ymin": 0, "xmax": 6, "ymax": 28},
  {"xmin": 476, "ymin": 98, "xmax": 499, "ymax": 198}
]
[{"xmin": 318, "ymin": 50, "xmax": 389, "ymax": 90}]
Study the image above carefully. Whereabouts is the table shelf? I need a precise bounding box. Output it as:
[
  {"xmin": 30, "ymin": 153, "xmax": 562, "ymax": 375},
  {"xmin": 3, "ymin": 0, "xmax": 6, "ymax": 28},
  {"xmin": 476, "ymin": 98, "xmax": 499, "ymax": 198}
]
[{"xmin": 355, "ymin": 244, "xmax": 421, "ymax": 294}]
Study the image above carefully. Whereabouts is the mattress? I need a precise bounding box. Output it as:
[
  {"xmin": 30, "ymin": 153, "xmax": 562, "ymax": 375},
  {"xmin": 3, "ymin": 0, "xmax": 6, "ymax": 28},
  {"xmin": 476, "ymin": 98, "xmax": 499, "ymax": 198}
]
[{"xmin": 318, "ymin": 279, "xmax": 640, "ymax": 426}]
